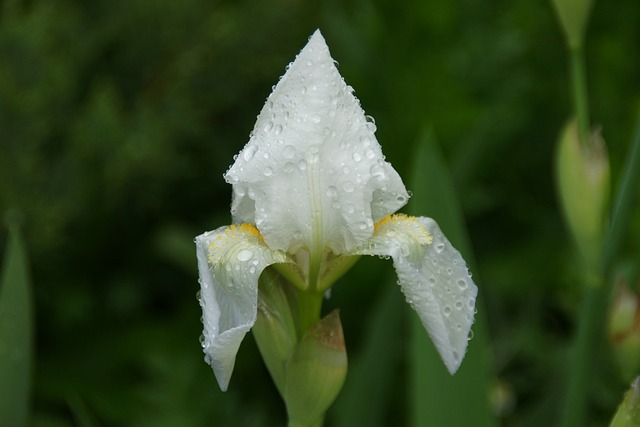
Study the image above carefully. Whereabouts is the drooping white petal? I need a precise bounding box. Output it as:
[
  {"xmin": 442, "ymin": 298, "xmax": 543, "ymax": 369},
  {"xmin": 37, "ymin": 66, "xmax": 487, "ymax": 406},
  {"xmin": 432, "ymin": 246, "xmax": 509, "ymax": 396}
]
[
  {"xmin": 355, "ymin": 215, "xmax": 477, "ymax": 374},
  {"xmin": 225, "ymin": 30, "xmax": 409, "ymax": 255},
  {"xmin": 195, "ymin": 224, "xmax": 289, "ymax": 391}
]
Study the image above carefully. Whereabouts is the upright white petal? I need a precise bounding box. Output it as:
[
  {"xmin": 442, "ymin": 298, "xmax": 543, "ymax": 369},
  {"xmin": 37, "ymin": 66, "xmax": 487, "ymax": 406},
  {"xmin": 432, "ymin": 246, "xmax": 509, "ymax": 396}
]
[
  {"xmin": 355, "ymin": 215, "xmax": 477, "ymax": 374},
  {"xmin": 225, "ymin": 30, "xmax": 409, "ymax": 255},
  {"xmin": 195, "ymin": 224, "xmax": 289, "ymax": 390}
]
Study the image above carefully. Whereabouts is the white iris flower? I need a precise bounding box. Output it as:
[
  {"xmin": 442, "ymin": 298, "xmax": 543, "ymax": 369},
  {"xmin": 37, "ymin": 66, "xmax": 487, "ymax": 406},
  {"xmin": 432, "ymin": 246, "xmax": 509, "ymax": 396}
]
[{"xmin": 195, "ymin": 30, "xmax": 477, "ymax": 391}]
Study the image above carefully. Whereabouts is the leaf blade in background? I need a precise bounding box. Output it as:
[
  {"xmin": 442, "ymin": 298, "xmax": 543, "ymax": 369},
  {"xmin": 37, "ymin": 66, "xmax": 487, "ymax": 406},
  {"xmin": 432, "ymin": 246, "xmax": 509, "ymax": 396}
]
[
  {"xmin": 0, "ymin": 222, "xmax": 34, "ymax": 427},
  {"xmin": 330, "ymin": 280, "xmax": 404, "ymax": 427},
  {"xmin": 407, "ymin": 130, "xmax": 496, "ymax": 427}
]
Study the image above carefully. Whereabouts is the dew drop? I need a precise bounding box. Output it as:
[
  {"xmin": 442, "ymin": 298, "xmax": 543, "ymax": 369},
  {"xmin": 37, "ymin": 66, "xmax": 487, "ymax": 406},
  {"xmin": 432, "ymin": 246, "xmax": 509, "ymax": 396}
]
[
  {"xmin": 343, "ymin": 181, "xmax": 355, "ymax": 193},
  {"xmin": 237, "ymin": 249, "xmax": 253, "ymax": 262},
  {"xmin": 283, "ymin": 145, "xmax": 296, "ymax": 159},
  {"xmin": 298, "ymin": 159, "xmax": 307, "ymax": 170},
  {"xmin": 346, "ymin": 204, "xmax": 355, "ymax": 214},
  {"xmin": 284, "ymin": 162, "xmax": 296, "ymax": 173},
  {"xmin": 243, "ymin": 145, "xmax": 257, "ymax": 161},
  {"xmin": 468, "ymin": 297, "xmax": 476, "ymax": 309},
  {"xmin": 301, "ymin": 86, "xmax": 307, "ymax": 94},
  {"xmin": 435, "ymin": 243, "xmax": 445, "ymax": 253},
  {"xmin": 274, "ymin": 124, "xmax": 283, "ymax": 135},
  {"xmin": 452, "ymin": 350, "xmax": 460, "ymax": 362},
  {"xmin": 263, "ymin": 121, "xmax": 273, "ymax": 132},
  {"xmin": 352, "ymin": 152, "xmax": 362, "ymax": 162},
  {"xmin": 326, "ymin": 186, "xmax": 338, "ymax": 197},
  {"xmin": 370, "ymin": 164, "xmax": 385, "ymax": 180},
  {"xmin": 365, "ymin": 149, "xmax": 376, "ymax": 159},
  {"xmin": 249, "ymin": 265, "xmax": 256, "ymax": 274},
  {"xmin": 457, "ymin": 278, "xmax": 468, "ymax": 290},
  {"xmin": 443, "ymin": 305, "xmax": 452, "ymax": 316},
  {"xmin": 264, "ymin": 167, "xmax": 273, "ymax": 177},
  {"xmin": 468, "ymin": 330, "xmax": 475, "ymax": 340},
  {"xmin": 455, "ymin": 300, "xmax": 464, "ymax": 310}
]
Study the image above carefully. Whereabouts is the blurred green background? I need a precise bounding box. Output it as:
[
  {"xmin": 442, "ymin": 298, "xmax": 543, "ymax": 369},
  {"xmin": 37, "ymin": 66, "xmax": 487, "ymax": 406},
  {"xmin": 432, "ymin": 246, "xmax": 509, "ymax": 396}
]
[{"xmin": 1, "ymin": 0, "xmax": 639, "ymax": 425}]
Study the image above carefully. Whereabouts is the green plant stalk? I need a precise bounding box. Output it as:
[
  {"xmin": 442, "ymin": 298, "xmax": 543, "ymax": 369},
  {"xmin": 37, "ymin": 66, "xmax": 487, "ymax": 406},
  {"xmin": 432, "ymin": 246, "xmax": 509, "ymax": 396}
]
[
  {"xmin": 603, "ymin": 113, "xmax": 640, "ymax": 268},
  {"xmin": 296, "ymin": 289, "xmax": 324, "ymax": 338},
  {"xmin": 570, "ymin": 47, "xmax": 591, "ymax": 147},
  {"xmin": 289, "ymin": 419, "xmax": 323, "ymax": 427},
  {"xmin": 561, "ymin": 114, "xmax": 640, "ymax": 427}
]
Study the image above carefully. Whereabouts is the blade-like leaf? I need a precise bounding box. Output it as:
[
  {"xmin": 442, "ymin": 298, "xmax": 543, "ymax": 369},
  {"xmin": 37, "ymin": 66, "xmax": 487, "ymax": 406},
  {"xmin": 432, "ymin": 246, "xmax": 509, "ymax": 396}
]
[
  {"xmin": 407, "ymin": 130, "xmax": 496, "ymax": 427},
  {"xmin": 330, "ymin": 281, "xmax": 404, "ymax": 427},
  {"xmin": 0, "ymin": 222, "xmax": 34, "ymax": 427}
]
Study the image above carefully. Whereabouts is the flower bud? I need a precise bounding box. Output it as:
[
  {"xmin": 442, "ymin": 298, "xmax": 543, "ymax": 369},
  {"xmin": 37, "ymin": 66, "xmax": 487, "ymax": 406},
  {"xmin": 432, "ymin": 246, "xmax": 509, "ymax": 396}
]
[
  {"xmin": 284, "ymin": 310, "xmax": 347, "ymax": 427},
  {"xmin": 253, "ymin": 269, "xmax": 297, "ymax": 395},
  {"xmin": 551, "ymin": 0, "xmax": 593, "ymax": 50},
  {"xmin": 556, "ymin": 119, "xmax": 610, "ymax": 274},
  {"xmin": 609, "ymin": 376, "xmax": 640, "ymax": 427},
  {"xmin": 608, "ymin": 281, "xmax": 640, "ymax": 382}
]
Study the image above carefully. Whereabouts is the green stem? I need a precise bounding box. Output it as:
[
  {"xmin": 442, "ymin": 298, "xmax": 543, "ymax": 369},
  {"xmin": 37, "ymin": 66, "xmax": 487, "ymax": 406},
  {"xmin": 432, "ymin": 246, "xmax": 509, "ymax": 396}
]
[
  {"xmin": 288, "ymin": 417, "xmax": 323, "ymax": 427},
  {"xmin": 560, "ymin": 110, "xmax": 640, "ymax": 427},
  {"xmin": 296, "ymin": 290, "xmax": 323, "ymax": 338},
  {"xmin": 603, "ymin": 113, "xmax": 640, "ymax": 268},
  {"xmin": 559, "ymin": 281, "xmax": 609, "ymax": 427},
  {"xmin": 570, "ymin": 46, "xmax": 590, "ymax": 147}
]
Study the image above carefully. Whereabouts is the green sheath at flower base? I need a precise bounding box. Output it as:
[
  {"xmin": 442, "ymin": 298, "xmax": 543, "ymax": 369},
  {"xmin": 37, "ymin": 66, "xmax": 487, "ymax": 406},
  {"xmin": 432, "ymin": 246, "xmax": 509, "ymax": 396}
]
[
  {"xmin": 556, "ymin": 119, "xmax": 610, "ymax": 276},
  {"xmin": 609, "ymin": 377, "xmax": 640, "ymax": 427},
  {"xmin": 284, "ymin": 310, "xmax": 347, "ymax": 427},
  {"xmin": 551, "ymin": 0, "xmax": 593, "ymax": 50},
  {"xmin": 608, "ymin": 282, "xmax": 640, "ymax": 382},
  {"xmin": 253, "ymin": 269, "xmax": 298, "ymax": 395}
]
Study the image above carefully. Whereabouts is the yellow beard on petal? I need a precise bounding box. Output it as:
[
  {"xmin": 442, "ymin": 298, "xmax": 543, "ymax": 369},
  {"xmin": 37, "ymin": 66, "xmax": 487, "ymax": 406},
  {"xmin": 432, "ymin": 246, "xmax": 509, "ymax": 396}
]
[
  {"xmin": 374, "ymin": 214, "xmax": 433, "ymax": 246},
  {"xmin": 207, "ymin": 224, "xmax": 265, "ymax": 265}
]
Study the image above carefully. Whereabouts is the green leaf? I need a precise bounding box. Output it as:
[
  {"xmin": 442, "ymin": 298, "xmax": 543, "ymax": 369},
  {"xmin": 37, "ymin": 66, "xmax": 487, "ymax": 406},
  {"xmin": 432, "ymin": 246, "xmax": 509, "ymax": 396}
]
[
  {"xmin": 330, "ymin": 281, "xmax": 404, "ymax": 427},
  {"xmin": 0, "ymin": 222, "xmax": 34, "ymax": 427},
  {"xmin": 407, "ymin": 130, "xmax": 496, "ymax": 427}
]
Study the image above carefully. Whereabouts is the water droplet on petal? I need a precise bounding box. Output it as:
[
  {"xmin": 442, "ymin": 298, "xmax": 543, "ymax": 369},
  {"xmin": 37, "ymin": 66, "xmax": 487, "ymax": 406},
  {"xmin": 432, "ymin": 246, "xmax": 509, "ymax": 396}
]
[
  {"xmin": 455, "ymin": 300, "xmax": 464, "ymax": 310},
  {"xmin": 264, "ymin": 167, "xmax": 273, "ymax": 177},
  {"xmin": 237, "ymin": 249, "xmax": 253, "ymax": 262},
  {"xmin": 468, "ymin": 330, "xmax": 475, "ymax": 340},
  {"xmin": 435, "ymin": 243, "xmax": 445, "ymax": 253},
  {"xmin": 326, "ymin": 186, "xmax": 338, "ymax": 197},
  {"xmin": 284, "ymin": 162, "xmax": 296, "ymax": 173},
  {"xmin": 365, "ymin": 149, "xmax": 376, "ymax": 159},
  {"xmin": 370, "ymin": 164, "xmax": 385, "ymax": 180},
  {"xmin": 243, "ymin": 145, "xmax": 257, "ymax": 161},
  {"xmin": 274, "ymin": 124, "xmax": 283, "ymax": 135},
  {"xmin": 263, "ymin": 121, "xmax": 273, "ymax": 132},
  {"xmin": 343, "ymin": 181, "xmax": 355, "ymax": 192},
  {"xmin": 283, "ymin": 145, "xmax": 296, "ymax": 159},
  {"xmin": 352, "ymin": 152, "xmax": 362, "ymax": 162},
  {"xmin": 457, "ymin": 278, "xmax": 468, "ymax": 290},
  {"xmin": 298, "ymin": 160, "xmax": 307, "ymax": 170},
  {"xmin": 443, "ymin": 305, "xmax": 452, "ymax": 316}
]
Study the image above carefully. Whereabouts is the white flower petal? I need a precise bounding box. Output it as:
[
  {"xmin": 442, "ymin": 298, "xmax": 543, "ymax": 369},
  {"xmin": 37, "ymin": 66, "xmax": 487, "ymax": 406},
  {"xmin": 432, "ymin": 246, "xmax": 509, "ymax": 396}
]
[
  {"xmin": 355, "ymin": 215, "xmax": 478, "ymax": 374},
  {"xmin": 195, "ymin": 224, "xmax": 289, "ymax": 390},
  {"xmin": 225, "ymin": 30, "xmax": 408, "ymax": 255}
]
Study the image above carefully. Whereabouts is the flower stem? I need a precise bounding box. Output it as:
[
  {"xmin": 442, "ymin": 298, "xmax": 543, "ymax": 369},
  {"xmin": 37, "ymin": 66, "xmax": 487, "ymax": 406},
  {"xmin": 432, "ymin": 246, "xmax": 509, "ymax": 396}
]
[
  {"xmin": 288, "ymin": 417, "xmax": 323, "ymax": 427},
  {"xmin": 560, "ymin": 106, "xmax": 640, "ymax": 427},
  {"xmin": 570, "ymin": 46, "xmax": 590, "ymax": 147},
  {"xmin": 296, "ymin": 289, "xmax": 324, "ymax": 338}
]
